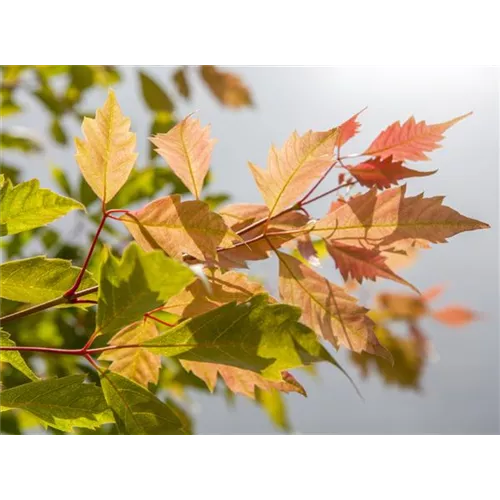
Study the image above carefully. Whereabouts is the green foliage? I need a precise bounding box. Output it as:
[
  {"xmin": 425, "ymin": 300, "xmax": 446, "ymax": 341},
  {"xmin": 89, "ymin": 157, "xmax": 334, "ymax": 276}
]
[
  {"xmin": 97, "ymin": 243, "xmax": 194, "ymax": 337},
  {"xmin": 0, "ymin": 375, "xmax": 113, "ymax": 432},
  {"xmin": 0, "ymin": 331, "xmax": 39, "ymax": 381},
  {"xmin": 0, "ymin": 176, "xmax": 83, "ymax": 236}
]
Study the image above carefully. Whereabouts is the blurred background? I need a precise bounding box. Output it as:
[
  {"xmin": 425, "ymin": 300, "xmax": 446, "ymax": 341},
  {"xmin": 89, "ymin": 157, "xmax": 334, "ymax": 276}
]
[{"xmin": 1, "ymin": 66, "xmax": 498, "ymax": 434}]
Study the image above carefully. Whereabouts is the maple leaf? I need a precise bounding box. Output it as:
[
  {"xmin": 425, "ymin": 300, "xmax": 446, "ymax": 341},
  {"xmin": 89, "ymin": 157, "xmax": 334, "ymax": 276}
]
[
  {"xmin": 337, "ymin": 108, "xmax": 365, "ymax": 148},
  {"xmin": 325, "ymin": 240, "xmax": 417, "ymax": 291},
  {"xmin": 217, "ymin": 210, "xmax": 310, "ymax": 268},
  {"xmin": 348, "ymin": 156, "xmax": 436, "ymax": 189},
  {"xmin": 219, "ymin": 203, "xmax": 269, "ymax": 232},
  {"xmin": 200, "ymin": 66, "xmax": 252, "ymax": 108},
  {"xmin": 99, "ymin": 319, "xmax": 161, "ymax": 387},
  {"xmin": 181, "ymin": 361, "xmax": 306, "ymax": 399},
  {"xmin": 313, "ymin": 185, "xmax": 489, "ymax": 247},
  {"xmin": 164, "ymin": 269, "xmax": 271, "ymax": 318},
  {"xmin": 249, "ymin": 127, "xmax": 339, "ymax": 217},
  {"xmin": 120, "ymin": 195, "xmax": 238, "ymax": 262},
  {"xmin": 364, "ymin": 113, "xmax": 471, "ymax": 162},
  {"xmin": 277, "ymin": 252, "xmax": 388, "ymax": 359},
  {"xmin": 150, "ymin": 115, "xmax": 215, "ymax": 200},
  {"xmin": 432, "ymin": 306, "xmax": 478, "ymax": 326},
  {"xmin": 376, "ymin": 291, "xmax": 428, "ymax": 321},
  {"xmin": 75, "ymin": 89, "xmax": 137, "ymax": 204}
]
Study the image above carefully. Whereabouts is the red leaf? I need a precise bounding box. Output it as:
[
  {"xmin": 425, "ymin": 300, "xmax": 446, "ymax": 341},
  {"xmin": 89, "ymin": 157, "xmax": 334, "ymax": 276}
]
[
  {"xmin": 326, "ymin": 240, "xmax": 417, "ymax": 291},
  {"xmin": 364, "ymin": 113, "xmax": 471, "ymax": 162},
  {"xmin": 432, "ymin": 306, "xmax": 478, "ymax": 326},
  {"xmin": 337, "ymin": 108, "xmax": 365, "ymax": 148},
  {"xmin": 348, "ymin": 156, "xmax": 436, "ymax": 189}
]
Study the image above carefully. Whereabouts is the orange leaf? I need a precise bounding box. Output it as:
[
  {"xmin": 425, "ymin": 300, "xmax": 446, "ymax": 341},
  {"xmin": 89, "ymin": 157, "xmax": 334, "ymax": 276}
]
[
  {"xmin": 164, "ymin": 270, "xmax": 272, "ymax": 318},
  {"xmin": 120, "ymin": 195, "xmax": 238, "ymax": 262},
  {"xmin": 364, "ymin": 113, "xmax": 471, "ymax": 162},
  {"xmin": 326, "ymin": 240, "xmax": 417, "ymax": 291},
  {"xmin": 181, "ymin": 361, "xmax": 305, "ymax": 399},
  {"xmin": 337, "ymin": 108, "xmax": 365, "ymax": 148},
  {"xmin": 348, "ymin": 156, "xmax": 436, "ymax": 189},
  {"xmin": 249, "ymin": 127, "xmax": 339, "ymax": 217},
  {"xmin": 219, "ymin": 203, "xmax": 269, "ymax": 232},
  {"xmin": 278, "ymin": 252, "xmax": 389, "ymax": 359},
  {"xmin": 99, "ymin": 319, "xmax": 160, "ymax": 387},
  {"xmin": 150, "ymin": 115, "xmax": 215, "ymax": 199},
  {"xmin": 432, "ymin": 306, "xmax": 478, "ymax": 326},
  {"xmin": 200, "ymin": 66, "xmax": 252, "ymax": 108},
  {"xmin": 376, "ymin": 292, "xmax": 428, "ymax": 321}
]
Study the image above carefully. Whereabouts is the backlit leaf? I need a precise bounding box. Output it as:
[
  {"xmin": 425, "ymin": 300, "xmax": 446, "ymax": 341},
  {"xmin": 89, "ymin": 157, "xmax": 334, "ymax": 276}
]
[
  {"xmin": 120, "ymin": 195, "xmax": 238, "ymax": 262},
  {"xmin": 432, "ymin": 306, "xmax": 478, "ymax": 326},
  {"xmin": 173, "ymin": 67, "xmax": 190, "ymax": 98},
  {"xmin": 96, "ymin": 243, "xmax": 194, "ymax": 337},
  {"xmin": 0, "ymin": 256, "xmax": 96, "ymax": 303},
  {"xmin": 0, "ymin": 375, "xmax": 113, "ymax": 432},
  {"xmin": 348, "ymin": 156, "xmax": 436, "ymax": 189},
  {"xmin": 364, "ymin": 113, "xmax": 471, "ymax": 162},
  {"xmin": 99, "ymin": 319, "xmax": 161, "ymax": 387},
  {"xmin": 100, "ymin": 371, "xmax": 189, "ymax": 435},
  {"xmin": 150, "ymin": 115, "xmax": 215, "ymax": 199},
  {"xmin": 278, "ymin": 252, "xmax": 388, "ymax": 358},
  {"xmin": 143, "ymin": 294, "xmax": 333, "ymax": 380},
  {"xmin": 0, "ymin": 330, "xmax": 39, "ymax": 381},
  {"xmin": 249, "ymin": 127, "xmax": 339, "ymax": 217},
  {"xmin": 75, "ymin": 89, "xmax": 137, "ymax": 204},
  {"xmin": 0, "ymin": 176, "xmax": 83, "ymax": 236},
  {"xmin": 337, "ymin": 108, "xmax": 364, "ymax": 148}
]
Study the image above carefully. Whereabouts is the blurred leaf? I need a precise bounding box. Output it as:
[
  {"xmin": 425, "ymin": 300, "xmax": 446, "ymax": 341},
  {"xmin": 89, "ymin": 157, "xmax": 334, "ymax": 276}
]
[
  {"xmin": 91, "ymin": 66, "xmax": 120, "ymax": 86},
  {"xmin": 33, "ymin": 83, "xmax": 65, "ymax": 116},
  {"xmin": 50, "ymin": 118, "xmax": 67, "ymax": 144},
  {"xmin": 255, "ymin": 387, "xmax": 290, "ymax": 431},
  {"xmin": 200, "ymin": 65, "xmax": 252, "ymax": 108},
  {"xmin": 51, "ymin": 166, "xmax": 74, "ymax": 197},
  {"xmin": 139, "ymin": 71, "xmax": 174, "ymax": 112},
  {"xmin": 0, "ymin": 132, "xmax": 41, "ymax": 153},
  {"xmin": 1, "ymin": 88, "xmax": 21, "ymax": 117},
  {"xmin": 203, "ymin": 193, "xmax": 230, "ymax": 210},
  {"xmin": 173, "ymin": 67, "xmax": 190, "ymax": 98},
  {"xmin": 41, "ymin": 228, "xmax": 60, "ymax": 250},
  {"xmin": 0, "ymin": 162, "xmax": 20, "ymax": 184}
]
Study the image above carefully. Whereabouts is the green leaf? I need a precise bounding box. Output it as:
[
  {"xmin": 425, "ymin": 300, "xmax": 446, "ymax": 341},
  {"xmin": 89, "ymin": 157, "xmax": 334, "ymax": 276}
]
[
  {"xmin": 255, "ymin": 387, "xmax": 290, "ymax": 431},
  {"xmin": 100, "ymin": 371, "xmax": 189, "ymax": 434},
  {"xmin": 139, "ymin": 71, "xmax": 174, "ymax": 112},
  {"xmin": 50, "ymin": 118, "xmax": 67, "ymax": 145},
  {"xmin": 143, "ymin": 294, "xmax": 333, "ymax": 380},
  {"xmin": 0, "ymin": 132, "xmax": 41, "ymax": 153},
  {"xmin": 0, "ymin": 375, "xmax": 113, "ymax": 432},
  {"xmin": 0, "ymin": 256, "xmax": 96, "ymax": 303},
  {"xmin": 97, "ymin": 243, "xmax": 195, "ymax": 337},
  {"xmin": 0, "ymin": 330, "xmax": 39, "ymax": 381},
  {"xmin": 51, "ymin": 166, "xmax": 74, "ymax": 197},
  {"xmin": 0, "ymin": 176, "xmax": 84, "ymax": 236}
]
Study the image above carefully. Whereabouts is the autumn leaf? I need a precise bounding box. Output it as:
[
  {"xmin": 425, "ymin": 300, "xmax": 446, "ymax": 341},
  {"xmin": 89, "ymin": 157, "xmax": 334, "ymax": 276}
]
[
  {"xmin": 249, "ymin": 127, "xmax": 339, "ymax": 217},
  {"xmin": 432, "ymin": 306, "xmax": 478, "ymax": 326},
  {"xmin": 348, "ymin": 156, "xmax": 436, "ymax": 189},
  {"xmin": 313, "ymin": 185, "xmax": 489, "ymax": 247},
  {"xmin": 143, "ymin": 294, "xmax": 334, "ymax": 380},
  {"xmin": 364, "ymin": 113, "xmax": 471, "ymax": 162},
  {"xmin": 337, "ymin": 108, "xmax": 365, "ymax": 148},
  {"xmin": 150, "ymin": 115, "xmax": 215, "ymax": 200},
  {"xmin": 173, "ymin": 67, "xmax": 190, "ymax": 98},
  {"xmin": 219, "ymin": 203, "xmax": 269, "ymax": 232},
  {"xmin": 75, "ymin": 89, "xmax": 137, "ymax": 204},
  {"xmin": 164, "ymin": 269, "xmax": 271, "ymax": 318},
  {"xmin": 120, "ymin": 195, "xmax": 238, "ymax": 262},
  {"xmin": 181, "ymin": 361, "xmax": 306, "ymax": 399},
  {"xmin": 325, "ymin": 240, "xmax": 417, "ymax": 291},
  {"xmin": 200, "ymin": 65, "xmax": 252, "ymax": 108},
  {"xmin": 99, "ymin": 319, "xmax": 161, "ymax": 387},
  {"xmin": 277, "ymin": 252, "xmax": 388, "ymax": 359},
  {"xmin": 376, "ymin": 291, "xmax": 428, "ymax": 321}
]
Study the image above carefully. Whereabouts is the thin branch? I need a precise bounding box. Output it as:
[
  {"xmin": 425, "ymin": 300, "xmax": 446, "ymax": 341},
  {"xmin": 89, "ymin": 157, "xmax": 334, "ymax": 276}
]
[
  {"xmin": 301, "ymin": 180, "xmax": 357, "ymax": 207},
  {"xmin": 0, "ymin": 285, "xmax": 98, "ymax": 325}
]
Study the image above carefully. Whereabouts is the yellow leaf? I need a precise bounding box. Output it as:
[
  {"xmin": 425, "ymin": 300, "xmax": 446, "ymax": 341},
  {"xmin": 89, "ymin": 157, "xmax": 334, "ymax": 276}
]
[
  {"xmin": 75, "ymin": 89, "xmax": 137, "ymax": 204},
  {"xmin": 120, "ymin": 195, "xmax": 238, "ymax": 262},
  {"xmin": 150, "ymin": 115, "xmax": 215, "ymax": 200},
  {"xmin": 278, "ymin": 252, "xmax": 389, "ymax": 359},
  {"xmin": 249, "ymin": 127, "xmax": 339, "ymax": 217},
  {"xmin": 99, "ymin": 319, "xmax": 160, "ymax": 387}
]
